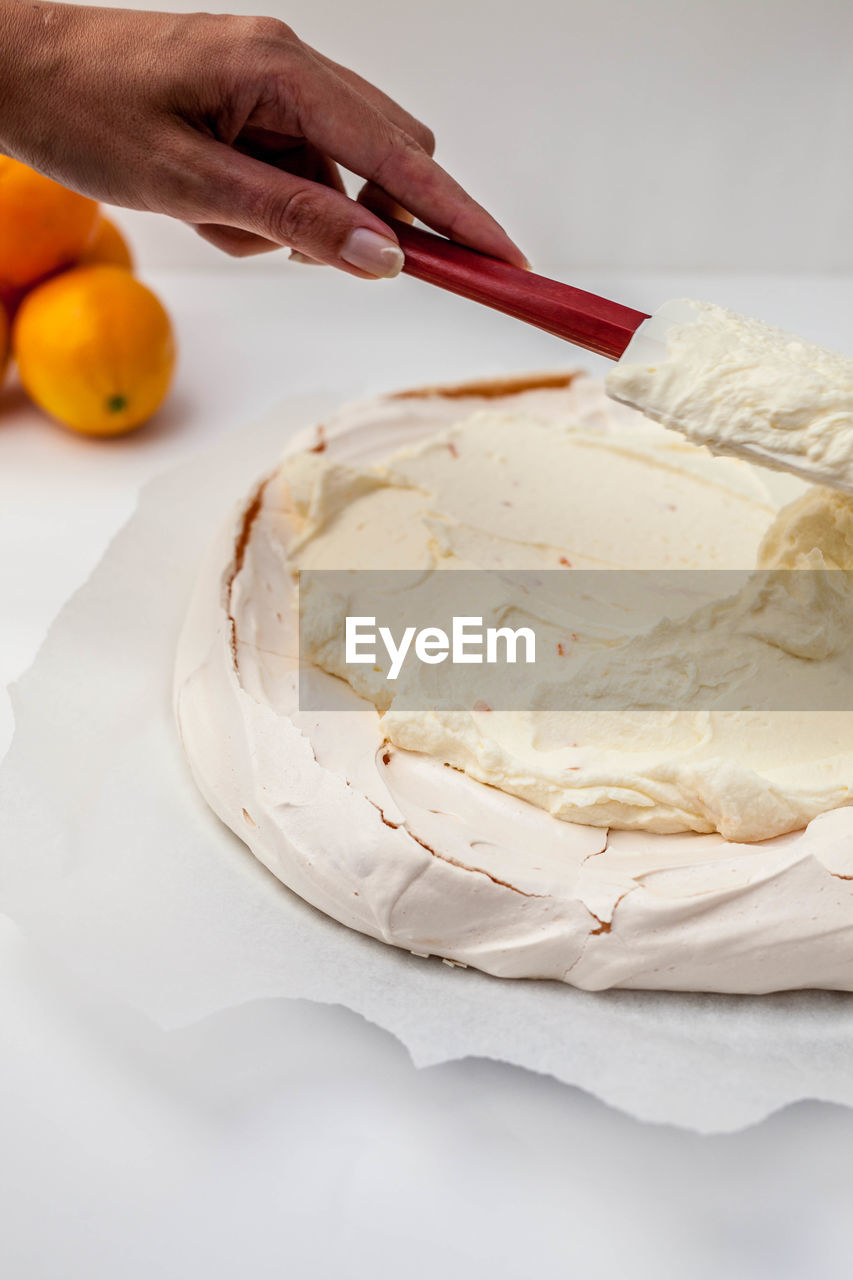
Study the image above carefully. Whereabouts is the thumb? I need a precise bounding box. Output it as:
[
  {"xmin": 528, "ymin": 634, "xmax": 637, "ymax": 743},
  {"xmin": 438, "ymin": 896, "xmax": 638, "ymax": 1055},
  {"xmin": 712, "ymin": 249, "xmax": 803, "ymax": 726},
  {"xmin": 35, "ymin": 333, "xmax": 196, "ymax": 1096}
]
[{"xmin": 179, "ymin": 135, "xmax": 404, "ymax": 278}]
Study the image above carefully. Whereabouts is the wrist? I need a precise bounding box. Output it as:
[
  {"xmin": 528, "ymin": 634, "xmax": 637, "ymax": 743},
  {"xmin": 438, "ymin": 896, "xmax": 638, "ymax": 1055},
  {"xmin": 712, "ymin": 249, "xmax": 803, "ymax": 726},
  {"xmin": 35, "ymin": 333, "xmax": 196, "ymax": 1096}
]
[{"xmin": 0, "ymin": 1, "xmax": 76, "ymax": 157}]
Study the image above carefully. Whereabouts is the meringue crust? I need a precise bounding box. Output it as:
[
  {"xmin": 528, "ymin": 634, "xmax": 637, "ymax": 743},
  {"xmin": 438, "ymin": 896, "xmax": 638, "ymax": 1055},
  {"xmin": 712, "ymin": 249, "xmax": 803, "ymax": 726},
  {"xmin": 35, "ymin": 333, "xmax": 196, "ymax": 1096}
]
[{"xmin": 175, "ymin": 375, "xmax": 853, "ymax": 993}]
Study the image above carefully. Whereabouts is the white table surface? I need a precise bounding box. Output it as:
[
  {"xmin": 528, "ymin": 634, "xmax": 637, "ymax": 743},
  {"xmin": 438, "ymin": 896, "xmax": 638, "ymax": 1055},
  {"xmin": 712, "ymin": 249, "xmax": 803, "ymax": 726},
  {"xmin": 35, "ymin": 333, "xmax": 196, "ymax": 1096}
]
[{"xmin": 3, "ymin": 262, "xmax": 853, "ymax": 1278}]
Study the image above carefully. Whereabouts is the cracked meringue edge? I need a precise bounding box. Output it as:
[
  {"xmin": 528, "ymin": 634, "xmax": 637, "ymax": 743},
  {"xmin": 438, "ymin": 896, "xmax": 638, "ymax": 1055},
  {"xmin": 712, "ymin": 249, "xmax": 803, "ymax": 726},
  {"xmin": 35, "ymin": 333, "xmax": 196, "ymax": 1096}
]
[{"xmin": 173, "ymin": 373, "xmax": 853, "ymax": 994}]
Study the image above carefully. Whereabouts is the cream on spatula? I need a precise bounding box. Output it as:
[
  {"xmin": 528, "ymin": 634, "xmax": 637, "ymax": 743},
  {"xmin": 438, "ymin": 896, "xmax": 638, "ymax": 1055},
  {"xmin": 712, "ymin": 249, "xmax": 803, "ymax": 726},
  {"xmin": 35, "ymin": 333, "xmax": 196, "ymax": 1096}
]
[{"xmin": 391, "ymin": 220, "xmax": 853, "ymax": 494}]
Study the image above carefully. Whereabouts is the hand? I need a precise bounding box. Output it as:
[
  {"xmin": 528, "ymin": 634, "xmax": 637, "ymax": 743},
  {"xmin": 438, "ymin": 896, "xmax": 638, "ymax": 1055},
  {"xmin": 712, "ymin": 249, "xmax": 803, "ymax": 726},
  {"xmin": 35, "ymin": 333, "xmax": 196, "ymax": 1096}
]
[{"xmin": 0, "ymin": 2, "xmax": 527, "ymax": 277}]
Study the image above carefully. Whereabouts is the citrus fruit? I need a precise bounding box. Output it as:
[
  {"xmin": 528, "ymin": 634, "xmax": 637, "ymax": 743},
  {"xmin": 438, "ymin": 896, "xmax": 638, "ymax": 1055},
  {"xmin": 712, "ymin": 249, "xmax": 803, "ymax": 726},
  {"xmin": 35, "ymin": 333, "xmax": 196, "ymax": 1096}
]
[
  {"xmin": 0, "ymin": 157, "xmax": 99, "ymax": 292},
  {"xmin": 0, "ymin": 302, "xmax": 9, "ymax": 386},
  {"xmin": 77, "ymin": 216, "xmax": 134, "ymax": 271},
  {"xmin": 14, "ymin": 265, "xmax": 175, "ymax": 436},
  {"xmin": 0, "ymin": 284, "xmax": 26, "ymax": 320}
]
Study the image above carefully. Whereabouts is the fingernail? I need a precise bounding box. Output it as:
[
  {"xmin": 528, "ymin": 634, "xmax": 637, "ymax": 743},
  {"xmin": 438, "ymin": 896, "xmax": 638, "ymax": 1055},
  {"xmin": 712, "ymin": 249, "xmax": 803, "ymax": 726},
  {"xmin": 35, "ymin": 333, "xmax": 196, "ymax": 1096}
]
[{"xmin": 340, "ymin": 228, "xmax": 404, "ymax": 278}]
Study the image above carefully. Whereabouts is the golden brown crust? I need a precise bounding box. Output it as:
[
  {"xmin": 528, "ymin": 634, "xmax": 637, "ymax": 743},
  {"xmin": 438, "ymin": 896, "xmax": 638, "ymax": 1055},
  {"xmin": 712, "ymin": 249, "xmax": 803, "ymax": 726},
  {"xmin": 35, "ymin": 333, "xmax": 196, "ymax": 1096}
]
[
  {"xmin": 391, "ymin": 371, "xmax": 579, "ymax": 401},
  {"xmin": 227, "ymin": 478, "xmax": 269, "ymax": 662}
]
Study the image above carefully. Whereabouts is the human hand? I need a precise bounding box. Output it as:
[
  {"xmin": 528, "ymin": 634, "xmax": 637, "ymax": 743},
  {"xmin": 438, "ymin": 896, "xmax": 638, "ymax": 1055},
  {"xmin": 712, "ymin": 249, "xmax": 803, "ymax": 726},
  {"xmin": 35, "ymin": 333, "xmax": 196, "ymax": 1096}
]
[{"xmin": 0, "ymin": 2, "xmax": 526, "ymax": 277}]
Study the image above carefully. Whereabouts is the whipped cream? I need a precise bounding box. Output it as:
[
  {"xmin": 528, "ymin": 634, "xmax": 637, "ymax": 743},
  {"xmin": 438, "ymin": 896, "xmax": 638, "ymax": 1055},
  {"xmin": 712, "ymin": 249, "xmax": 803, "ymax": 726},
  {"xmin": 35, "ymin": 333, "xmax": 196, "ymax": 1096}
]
[
  {"xmin": 174, "ymin": 373, "xmax": 853, "ymax": 993},
  {"xmin": 607, "ymin": 299, "xmax": 853, "ymax": 491},
  {"xmin": 281, "ymin": 383, "xmax": 853, "ymax": 842}
]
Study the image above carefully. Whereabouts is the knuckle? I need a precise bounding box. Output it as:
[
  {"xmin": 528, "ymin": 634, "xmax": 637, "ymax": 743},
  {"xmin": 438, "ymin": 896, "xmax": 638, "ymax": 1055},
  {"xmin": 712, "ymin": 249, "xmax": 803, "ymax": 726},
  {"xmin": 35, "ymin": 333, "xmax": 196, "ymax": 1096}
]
[
  {"xmin": 414, "ymin": 122, "xmax": 436, "ymax": 155},
  {"xmin": 150, "ymin": 146, "xmax": 205, "ymax": 218},
  {"xmin": 372, "ymin": 128, "xmax": 426, "ymax": 188},
  {"xmin": 397, "ymin": 129, "xmax": 427, "ymax": 158},
  {"xmin": 267, "ymin": 186, "xmax": 325, "ymax": 247},
  {"xmin": 242, "ymin": 15, "xmax": 295, "ymax": 45}
]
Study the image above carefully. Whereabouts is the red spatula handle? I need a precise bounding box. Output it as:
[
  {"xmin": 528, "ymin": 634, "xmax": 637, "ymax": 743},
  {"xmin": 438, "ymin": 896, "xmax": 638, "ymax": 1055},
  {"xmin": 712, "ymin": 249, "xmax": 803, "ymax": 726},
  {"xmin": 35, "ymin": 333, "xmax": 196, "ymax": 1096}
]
[{"xmin": 388, "ymin": 218, "xmax": 649, "ymax": 361}]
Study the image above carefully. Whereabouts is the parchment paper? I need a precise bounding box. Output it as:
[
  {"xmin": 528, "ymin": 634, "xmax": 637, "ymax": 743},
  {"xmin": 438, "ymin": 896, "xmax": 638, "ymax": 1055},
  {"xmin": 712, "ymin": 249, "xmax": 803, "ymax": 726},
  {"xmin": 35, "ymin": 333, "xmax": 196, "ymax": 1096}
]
[{"xmin": 2, "ymin": 391, "xmax": 852, "ymax": 1136}]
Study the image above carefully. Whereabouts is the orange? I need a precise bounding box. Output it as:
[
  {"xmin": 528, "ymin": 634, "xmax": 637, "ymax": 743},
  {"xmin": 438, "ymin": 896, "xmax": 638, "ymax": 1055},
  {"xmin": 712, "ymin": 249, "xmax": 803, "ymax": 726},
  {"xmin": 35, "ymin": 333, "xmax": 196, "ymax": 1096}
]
[
  {"xmin": 77, "ymin": 216, "xmax": 134, "ymax": 271},
  {"xmin": 0, "ymin": 157, "xmax": 99, "ymax": 292},
  {"xmin": 0, "ymin": 302, "xmax": 8, "ymax": 387},
  {"xmin": 0, "ymin": 285, "xmax": 26, "ymax": 321},
  {"xmin": 14, "ymin": 265, "xmax": 175, "ymax": 436}
]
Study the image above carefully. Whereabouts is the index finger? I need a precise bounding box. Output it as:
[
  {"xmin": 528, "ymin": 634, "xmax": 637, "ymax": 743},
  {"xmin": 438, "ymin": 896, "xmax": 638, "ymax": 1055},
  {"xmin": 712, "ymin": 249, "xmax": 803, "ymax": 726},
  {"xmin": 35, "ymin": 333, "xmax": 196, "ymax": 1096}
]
[
  {"xmin": 261, "ymin": 46, "xmax": 528, "ymax": 267},
  {"xmin": 303, "ymin": 45, "xmax": 437, "ymax": 155},
  {"xmin": 302, "ymin": 49, "xmax": 432, "ymax": 225}
]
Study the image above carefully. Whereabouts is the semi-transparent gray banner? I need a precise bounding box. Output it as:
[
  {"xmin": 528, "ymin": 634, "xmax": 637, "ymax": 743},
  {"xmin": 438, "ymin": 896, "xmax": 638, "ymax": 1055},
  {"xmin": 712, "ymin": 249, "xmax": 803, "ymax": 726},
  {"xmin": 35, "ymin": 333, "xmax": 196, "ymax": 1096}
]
[{"xmin": 297, "ymin": 568, "xmax": 853, "ymax": 712}]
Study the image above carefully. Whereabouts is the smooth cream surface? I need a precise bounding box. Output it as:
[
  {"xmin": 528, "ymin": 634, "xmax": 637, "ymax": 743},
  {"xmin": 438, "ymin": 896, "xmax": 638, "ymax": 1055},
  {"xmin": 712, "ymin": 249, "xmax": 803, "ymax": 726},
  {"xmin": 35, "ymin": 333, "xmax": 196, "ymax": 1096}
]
[{"xmin": 279, "ymin": 381, "xmax": 853, "ymax": 842}]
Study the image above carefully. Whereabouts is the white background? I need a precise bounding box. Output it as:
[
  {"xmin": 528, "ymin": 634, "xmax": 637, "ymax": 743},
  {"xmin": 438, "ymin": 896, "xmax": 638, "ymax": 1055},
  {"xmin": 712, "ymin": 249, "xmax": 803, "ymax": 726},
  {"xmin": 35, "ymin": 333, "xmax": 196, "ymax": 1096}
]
[
  {"xmin": 88, "ymin": 0, "xmax": 853, "ymax": 272},
  {"xmin": 3, "ymin": 1, "xmax": 853, "ymax": 1276}
]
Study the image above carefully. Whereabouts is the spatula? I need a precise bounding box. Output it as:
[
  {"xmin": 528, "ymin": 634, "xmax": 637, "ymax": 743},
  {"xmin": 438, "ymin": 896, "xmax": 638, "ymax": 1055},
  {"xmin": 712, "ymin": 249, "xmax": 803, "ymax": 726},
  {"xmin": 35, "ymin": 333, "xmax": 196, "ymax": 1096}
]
[
  {"xmin": 389, "ymin": 216, "xmax": 649, "ymax": 360},
  {"xmin": 390, "ymin": 219, "xmax": 853, "ymax": 495}
]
